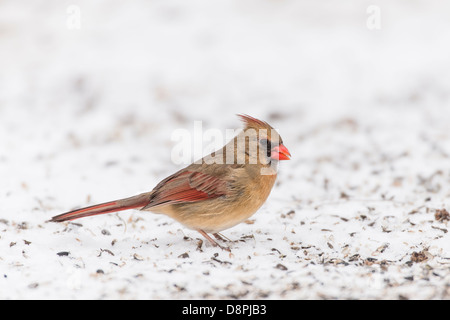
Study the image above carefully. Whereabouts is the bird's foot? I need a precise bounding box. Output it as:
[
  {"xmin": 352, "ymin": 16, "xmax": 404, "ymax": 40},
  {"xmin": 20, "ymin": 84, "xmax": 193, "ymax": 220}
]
[
  {"xmin": 212, "ymin": 232, "xmax": 232, "ymax": 242},
  {"xmin": 197, "ymin": 229, "xmax": 231, "ymax": 252}
]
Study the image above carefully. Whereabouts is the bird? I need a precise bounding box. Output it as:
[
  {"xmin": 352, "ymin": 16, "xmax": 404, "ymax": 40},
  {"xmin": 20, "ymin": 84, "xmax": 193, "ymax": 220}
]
[{"xmin": 51, "ymin": 114, "xmax": 291, "ymax": 251}]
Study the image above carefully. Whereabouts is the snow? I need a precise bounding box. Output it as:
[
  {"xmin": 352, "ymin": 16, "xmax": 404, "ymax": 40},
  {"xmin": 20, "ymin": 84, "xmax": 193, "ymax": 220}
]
[{"xmin": 0, "ymin": 0, "xmax": 449, "ymax": 299}]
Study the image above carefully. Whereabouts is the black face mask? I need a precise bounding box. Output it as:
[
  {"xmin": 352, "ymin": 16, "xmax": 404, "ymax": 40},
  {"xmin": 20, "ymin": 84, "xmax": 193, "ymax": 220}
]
[{"xmin": 259, "ymin": 138, "xmax": 272, "ymax": 158}]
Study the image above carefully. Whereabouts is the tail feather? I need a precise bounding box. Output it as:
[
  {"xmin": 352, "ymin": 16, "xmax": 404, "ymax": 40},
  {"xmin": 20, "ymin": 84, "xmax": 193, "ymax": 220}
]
[{"xmin": 51, "ymin": 193, "xmax": 151, "ymax": 222}]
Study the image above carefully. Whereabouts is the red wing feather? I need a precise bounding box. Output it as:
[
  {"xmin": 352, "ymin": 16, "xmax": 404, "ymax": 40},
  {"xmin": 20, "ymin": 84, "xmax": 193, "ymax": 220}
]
[{"xmin": 144, "ymin": 171, "xmax": 228, "ymax": 209}]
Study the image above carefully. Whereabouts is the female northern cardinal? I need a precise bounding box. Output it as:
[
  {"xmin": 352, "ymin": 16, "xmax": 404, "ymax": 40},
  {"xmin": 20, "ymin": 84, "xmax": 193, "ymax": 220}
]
[{"xmin": 51, "ymin": 114, "xmax": 291, "ymax": 251}]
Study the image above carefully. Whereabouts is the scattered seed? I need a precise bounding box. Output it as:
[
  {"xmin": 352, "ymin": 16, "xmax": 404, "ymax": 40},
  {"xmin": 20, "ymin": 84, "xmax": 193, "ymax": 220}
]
[
  {"xmin": 275, "ymin": 263, "xmax": 288, "ymax": 271},
  {"xmin": 211, "ymin": 256, "xmax": 232, "ymax": 265},
  {"xmin": 178, "ymin": 252, "xmax": 189, "ymax": 259},
  {"xmin": 98, "ymin": 248, "xmax": 114, "ymax": 257},
  {"xmin": 435, "ymin": 208, "xmax": 449, "ymax": 221},
  {"xmin": 17, "ymin": 222, "xmax": 28, "ymax": 230},
  {"xmin": 28, "ymin": 282, "xmax": 39, "ymax": 289},
  {"xmin": 411, "ymin": 250, "xmax": 428, "ymax": 263},
  {"xmin": 271, "ymin": 248, "xmax": 281, "ymax": 254},
  {"xmin": 431, "ymin": 225, "xmax": 448, "ymax": 233},
  {"xmin": 133, "ymin": 253, "xmax": 144, "ymax": 261},
  {"xmin": 348, "ymin": 254, "xmax": 360, "ymax": 262},
  {"xmin": 196, "ymin": 239, "xmax": 203, "ymax": 252}
]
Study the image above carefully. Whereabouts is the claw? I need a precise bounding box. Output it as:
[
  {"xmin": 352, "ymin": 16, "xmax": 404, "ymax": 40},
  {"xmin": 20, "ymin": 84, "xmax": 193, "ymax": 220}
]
[{"xmin": 197, "ymin": 229, "xmax": 231, "ymax": 252}]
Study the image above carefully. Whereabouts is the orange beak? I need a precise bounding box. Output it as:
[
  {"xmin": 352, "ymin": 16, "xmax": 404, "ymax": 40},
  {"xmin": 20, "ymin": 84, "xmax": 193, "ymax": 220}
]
[{"xmin": 271, "ymin": 144, "xmax": 291, "ymax": 161}]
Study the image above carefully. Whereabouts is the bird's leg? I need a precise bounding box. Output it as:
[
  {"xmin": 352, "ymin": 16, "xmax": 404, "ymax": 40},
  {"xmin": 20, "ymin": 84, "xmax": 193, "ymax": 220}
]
[{"xmin": 197, "ymin": 229, "xmax": 231, "ymax": 252}]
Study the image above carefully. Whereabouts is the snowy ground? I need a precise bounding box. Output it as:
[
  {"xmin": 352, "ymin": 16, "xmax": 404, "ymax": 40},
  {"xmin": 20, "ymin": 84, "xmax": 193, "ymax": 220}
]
[{"xmin": 0, "ymin": 0, "xmax": 449, "ymax": 299}]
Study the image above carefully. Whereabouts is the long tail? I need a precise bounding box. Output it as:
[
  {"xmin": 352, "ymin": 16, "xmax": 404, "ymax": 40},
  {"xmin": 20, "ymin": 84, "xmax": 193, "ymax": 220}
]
[{"xmin": 50, "ymin": 193, "xmax": 151, "ymax": 222}]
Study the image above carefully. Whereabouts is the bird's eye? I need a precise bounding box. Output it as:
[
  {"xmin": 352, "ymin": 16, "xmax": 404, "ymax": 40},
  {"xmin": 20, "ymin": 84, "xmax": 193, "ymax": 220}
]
[{"xmin": 259, "ymin": 139, "xmax": 270, "ymax": 148}]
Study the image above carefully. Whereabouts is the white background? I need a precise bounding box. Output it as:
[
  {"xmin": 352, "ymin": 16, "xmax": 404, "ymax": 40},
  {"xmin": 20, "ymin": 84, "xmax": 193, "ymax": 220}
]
[{"xmin": 0, "ymin": 0, "xmax": 449, "ymax": 299}]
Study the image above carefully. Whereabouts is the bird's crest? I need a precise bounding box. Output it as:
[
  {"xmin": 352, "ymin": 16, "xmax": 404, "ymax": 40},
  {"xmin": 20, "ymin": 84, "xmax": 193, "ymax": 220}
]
[{"xmin": 237, "ymin": 114, "xmax": 273, "ymax": 130}]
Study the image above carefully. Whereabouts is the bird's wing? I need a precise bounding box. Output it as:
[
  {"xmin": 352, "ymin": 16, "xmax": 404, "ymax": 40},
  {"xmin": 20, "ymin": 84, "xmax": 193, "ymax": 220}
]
[{"xmin": 143, "ymin": 169, "xmax": 229, "ymax": 209}]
